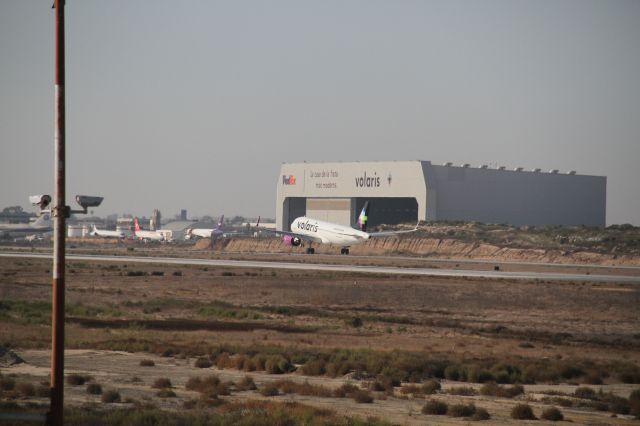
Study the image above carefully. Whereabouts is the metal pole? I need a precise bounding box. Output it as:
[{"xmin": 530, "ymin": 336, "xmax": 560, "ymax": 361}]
[{"xmin": 50, "ymin": 0, "xmax": 66, "ymax": 425}]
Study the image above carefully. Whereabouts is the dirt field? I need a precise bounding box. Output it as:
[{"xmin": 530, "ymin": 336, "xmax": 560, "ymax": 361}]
[{"xmin": 1, "ymin": 254, "xmax": 639, "ymax": 424}]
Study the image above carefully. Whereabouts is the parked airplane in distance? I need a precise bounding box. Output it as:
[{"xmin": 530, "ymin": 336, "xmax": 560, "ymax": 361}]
[
  {"xmin": 89, "ymin": 224, "xmax": 125, "ymax": 239},
  {"xmin": 134, "ymin": 217, "xmax": 170, "ymax": 242},
  {"xmin": 185, "ymin": 215, "xmax": 260, "ymax": 241},
  {"xmin": 266, "ymin": 202, "xmax": 419, "ymax": 255},
  {"xmin": 0, "ymin": 214, "xmax": 52, "ymax": 237}
]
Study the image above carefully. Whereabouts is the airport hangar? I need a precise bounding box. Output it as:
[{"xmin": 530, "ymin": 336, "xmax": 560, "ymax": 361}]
[{"xmin": 275, "ymin": 161, "xmax": 606, "ymax": 231}]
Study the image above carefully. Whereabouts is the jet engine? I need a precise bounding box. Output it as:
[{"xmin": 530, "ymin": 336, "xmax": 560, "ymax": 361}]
[{"xmin": 283, "ymin": 235, "xmax": 302, "ymax": 247}]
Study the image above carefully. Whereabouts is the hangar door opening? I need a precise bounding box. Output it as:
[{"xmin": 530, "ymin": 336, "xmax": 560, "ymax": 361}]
[
  {"xmin": 282, "ymin": 197, "xmax": 306, "ymax": 231},
  {"xmin": 306, "ymin": 198, "xmax": 351, "ymax": 227},
  {"xmin": 354, "ymin": 198, "xmax": 418, "ymax": 227}
]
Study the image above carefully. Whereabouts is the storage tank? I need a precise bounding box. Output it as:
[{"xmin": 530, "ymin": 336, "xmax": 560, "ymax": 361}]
[{"xmin": 67, "ymin": 225, "xmax": 83, "ymax": 238}]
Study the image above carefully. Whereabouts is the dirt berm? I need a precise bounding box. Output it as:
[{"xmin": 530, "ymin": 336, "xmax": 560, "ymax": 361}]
[{"xmin": 205, "ymin": 236, "xmax": 640, "ymax": 266}]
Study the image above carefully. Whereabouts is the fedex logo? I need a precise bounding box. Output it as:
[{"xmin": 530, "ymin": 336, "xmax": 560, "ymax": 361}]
[{"xmin": 282, "ymin": 175, "xmax": 296, "ymax": 185}]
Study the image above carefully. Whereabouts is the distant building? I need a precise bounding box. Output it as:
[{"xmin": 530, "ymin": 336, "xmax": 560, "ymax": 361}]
[
  {"xmin": 180, "ymin": 209, "xmax": 187, "ymax": 221},
  {"xmin": 150, "ymin": 209, "xmax": 162, "ymax": 231},
  {"xmin": 276, "ymin": 161, "xmax": 607, "ymax": 230}
]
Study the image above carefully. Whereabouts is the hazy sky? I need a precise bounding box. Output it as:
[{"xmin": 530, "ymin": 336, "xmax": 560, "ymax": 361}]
[{"xmin": 1, "ymin": 1, "xmax": 639, "ymax": 224}]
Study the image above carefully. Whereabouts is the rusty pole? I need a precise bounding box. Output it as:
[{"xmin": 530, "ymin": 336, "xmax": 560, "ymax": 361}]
[{"xmin": 50, "ymin": 0, "xmax": 66, "ymax": 425}]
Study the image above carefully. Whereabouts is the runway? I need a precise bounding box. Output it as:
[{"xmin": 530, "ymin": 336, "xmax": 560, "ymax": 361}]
[{"xmin": 2, "ymin": 252, "xmax": 639, "ymax": 284}]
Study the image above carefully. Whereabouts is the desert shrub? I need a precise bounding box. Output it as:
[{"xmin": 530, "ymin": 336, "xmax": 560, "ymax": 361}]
[
  {"xmin": 346, "ymin": 317, "xmax": 363, "ymax": 328},
  {"xmin": 35, "ymin": 385, "xmax": 50, "ymax": 397},
  {"xmin": 15, "ymin": 382, "xmax": 35, "ymax": 396},
  {"xmin": 0, "ymin": 377, "xmax": 15, "ymax": 391},
  {"xmin": 422, "ymin": 379, "xmax": 441, "ymax": 395},
  {"xmin": 185, "ymin": 376, "xmax": 228, "ymax": 397},
  {"xmin": 236, "ymin": 376, "xmax": 256, "ymax": 391},
  {"xmin": 400, "ymin": 384, "xmax": 422, "ymax": 395},
  {"xmin": 333, "ymin": 383, "xmax": 359, "ymax": 398},
  {"xmin": 66, "ymin": 374, "xmax": 87, "ymax": 386},
  {"xmin": 139, "ymin": 359, "xmax": 155, "ymax": 367},
  {"xmin": 618, "ymin": 364, "xmax": 640, "ymax": 383},
  {"xmin": 447, "ymin": 386, "xmax": 477, "ymax": 396},
  {"xmin": 490, "ymin": 363, "xmax": 521, "ymax": 384},
  {"xmin": 541, "ymin": 407, "xmax": 564, "ymax": 421},
  {"xmin": 447, "ymin": 403, "xmax": 476, "ymax": 417},
  {"xmin": 101, "ymin": 390, "xmax": 121, "ymax": 403},
  {"xmin": 152, "ymin": 378, "xmax": 172, "ymax": 389},
  {"xmin": 444, "ymin": 364, "xmax": 463, "ymax": 381},
  {"xmin": 264, "ymin": 355, "xmax": 292, "ymax": 374},
  {"xmin": 86, "ymin": 383, "xmax": 102, "ymax": 395},
  {"xmin": 480, "ymin": 382, "xmax": 524, "ymax": 398},
  {"xmin": 574, "ymin": 386, "xmax": 596, "ymax": 399},
  {"xmin": 471, "ymin": 407, "xmax": 491, "ymax": 421},
  {"xmin": 352, "ymin": 389, "xmax": 373, "ymax": 403},
  {"xmin": 157, "ymin": 389, "xmax": 176, "ymax": 398},
  {"xmin": 603, "ymin": 394, "xmax": 630, "ymax": 415},
  {"xmin": 511, "ymin": 403, "xmax": 536, "ymax": 420},
  {"xmin": 260, "ymin": 383, "xmax": 279, "ymax": 396},
  {"xmin": 301, "ymin": 359, "xmax": 326, "ymax": 376},
  {"xmin": 172, "ymin": 271, "xmax": 182, "ymax": 276},
  {"xmin": 422, "ymin": 399, "xmax": 448, "ymax": 415},
  {"xmin": 194, "ymin": 357, "xmax": 212, "ymax": 368},
  {"xmin": 151, "ymin": 271, "xmax": 164, "ymax": 276}
]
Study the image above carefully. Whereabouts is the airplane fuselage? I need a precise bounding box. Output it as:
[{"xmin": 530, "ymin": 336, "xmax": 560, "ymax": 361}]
[{"xmin": 291, "ymin": 216, "xmax": 370, "ymax": 246}]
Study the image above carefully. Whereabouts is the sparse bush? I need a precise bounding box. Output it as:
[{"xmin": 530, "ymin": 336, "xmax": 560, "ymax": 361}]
[
  {"xmin": 152, "ymin": 378, "xmax": 172, "ymax": 389},
  {"xmin": 333, "ymin": 383, "xmax": 359, "ymax": 398},
  {"xmin": 260, "ymin": 383, "xmax": 279, "ymax": 396},
  {"xmin": 422, "ymin": 379, "xmax": 441, "ymax": 395},
  {"xmin": 0, "ymin": 377, "xmax": 15, "ymax": 391},
  {"xmin": 172, "ymin": 271, "xmax": 182, "ymax": 276},
  {"xmin": 15, "ymin": 382, "xmax": 35, "ymax": 396},
  {"xmin": 66, "ymin": 374, "xmax": 87, "ymax": 386},
  {"xmin": 352, "ymin": 389, "xmax": 373, "ymax": 403},
  {"xmin": 422, "ymin": 399, "xmax": 448, "ymax": 415},
  {"xmin": 471, "ymin": 407, "xmax": 491, "ymax": 421},
  {"xmin": 86, "ymin": 383, "xmax": 102, "ymax": 395},
  {"xmin": 574, "ymin": 386, "xmax": 596, "ymax": 399},
  {"xmin": 185, "ymin": 376, "xmax": 229, "ymax": 397},
  {"xmin": 151, "ymin": 271, "xmax": 164, "ymax": 276},
  {"xmin": 101, "ymin": 389, "xmax": 121, "ymax": 403},
  {"xmin": 400, "ymin": 384, "xmax": 422, "ymax": 395},
  {"xmin": 541, "ymin": 407, "xmax": 564, "ymax": 421},
  {"xmin": 236, "ymin": 376, "xmax": 257, "ymax": 391},
  {"xmin": 157, "ymin": 389, "xmax": 176, "ymax": 398},
  {"xmin": 347, "ymin": 317, "xmax": 363, "ymax": 328},
  {"xmin": 139, "ymin": 359, "xmax": 155, "ymax": 367},
  {"xmin": 448, "ymin": 403, "xmax": 476, "ymax": 417},
  {"xmin": 447, "ymin": 386, "xmax": 477, "ymax": 396},
  {"xmin": 194, "ymin": 357, "xmax": 212, "ymax": 368},
  {"xmin": 511, "ymin": 403, "xmax": 536, "ymax": 420}
]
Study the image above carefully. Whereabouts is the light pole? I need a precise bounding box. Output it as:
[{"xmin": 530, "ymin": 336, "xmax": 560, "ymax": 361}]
[{"xmin": 50, "ymin": 0, "xmax": 66, "ymax": 424}]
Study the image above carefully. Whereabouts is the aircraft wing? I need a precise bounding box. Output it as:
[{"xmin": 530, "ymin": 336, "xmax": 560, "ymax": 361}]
[{"xmin": 367, "ymin": 221, "xmax": 420, "ymax": 238}]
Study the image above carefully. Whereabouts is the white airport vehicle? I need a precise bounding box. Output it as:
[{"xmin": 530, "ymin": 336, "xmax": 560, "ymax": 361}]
[{"xmin": 265, "ymin": 202, "xmax": 418, "ymax": 255}]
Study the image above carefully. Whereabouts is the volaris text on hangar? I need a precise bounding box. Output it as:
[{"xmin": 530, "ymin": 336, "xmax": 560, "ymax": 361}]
[{"xmin": 276, "ymin": 161, "xmax": 606, "ymax": 231}]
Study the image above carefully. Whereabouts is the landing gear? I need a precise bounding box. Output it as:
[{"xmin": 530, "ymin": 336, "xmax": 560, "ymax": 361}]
[
  {"xmin": 306, "ymin": 247, "xmax": 315, "ymax": 254},
  {"xmin": 340, "ymin": 247, "xmax": 350, "ymax": 255}
]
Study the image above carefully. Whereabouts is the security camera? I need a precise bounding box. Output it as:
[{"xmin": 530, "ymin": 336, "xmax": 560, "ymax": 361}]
[
  {"xmin": 29, "ymin": 194, "xmax": 52, "ymax": 210},
  {"xmin": 75, "ymin": 195, "xmax": 103, "ymax": 209}
]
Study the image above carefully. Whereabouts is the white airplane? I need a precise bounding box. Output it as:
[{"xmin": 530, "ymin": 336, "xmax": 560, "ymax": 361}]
[
  {"xmin": 185, "ymin": 215, "xmax": 259, "ymax": 241},
  {"xmin": 268, "ymin": 202, "xmax": 419, "ymax": 255},
  {"xmin": 134, "ymin": 217, "xmax": 170, "ymax": 242},
  {"xmin": 89, "ymin": 224, "xmax": 125, "ymax": 239},
  {"xmin": 0, "ymin": 214, "xmax": 52, "ymax": 238}
]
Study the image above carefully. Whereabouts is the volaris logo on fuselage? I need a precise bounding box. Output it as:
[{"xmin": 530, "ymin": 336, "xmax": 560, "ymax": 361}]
[
  {"xmin": 355, "ymin": 171, "xmax": 381, "ymax": 188},
  {"xmin": 297, "ymin": 220, "xmax": 318, "ymax": 233}
]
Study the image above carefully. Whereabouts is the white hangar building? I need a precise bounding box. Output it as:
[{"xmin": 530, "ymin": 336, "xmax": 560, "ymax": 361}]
[{"xmin": 275, "ymin": 161, "xmax": 606, "ymax": 231}]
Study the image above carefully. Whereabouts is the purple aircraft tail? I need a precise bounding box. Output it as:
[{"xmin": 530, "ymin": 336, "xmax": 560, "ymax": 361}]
[{"xmin": 216, "ymin": 215, "xmax": 224, "ymax": 230}]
